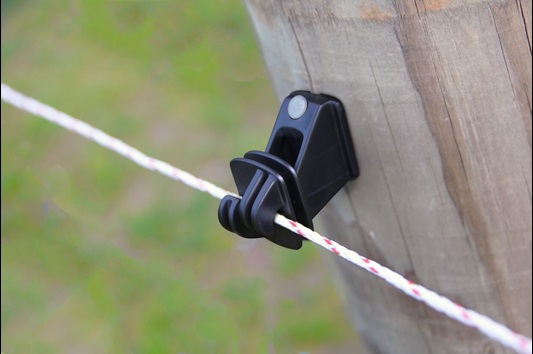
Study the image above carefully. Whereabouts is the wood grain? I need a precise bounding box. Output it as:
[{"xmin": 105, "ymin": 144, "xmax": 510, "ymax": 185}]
[{"xmin": 244, "ymin": 0, "xmax": 532, "ymax": 353}]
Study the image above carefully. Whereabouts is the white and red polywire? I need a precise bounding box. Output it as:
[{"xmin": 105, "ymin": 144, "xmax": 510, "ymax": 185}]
[{"xmin": 2, "ymin": 82, "xmax": 531, "ymax": 354}]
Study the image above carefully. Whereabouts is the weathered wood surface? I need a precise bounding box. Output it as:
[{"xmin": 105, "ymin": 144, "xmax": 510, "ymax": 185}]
[{"xmin": 244, "ymin": 0, "xmax": 532, "ymax": 353}]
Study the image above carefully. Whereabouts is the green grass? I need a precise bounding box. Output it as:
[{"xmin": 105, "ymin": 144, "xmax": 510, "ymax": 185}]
[{"xmin": 1, "ymin": 1, "xmax": 358, "ymax": 353}]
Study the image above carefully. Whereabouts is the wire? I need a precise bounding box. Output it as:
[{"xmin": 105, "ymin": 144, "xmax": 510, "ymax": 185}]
[{"xmin": 2, "ymin": 82, "xmax": 531, "ymax": 354}]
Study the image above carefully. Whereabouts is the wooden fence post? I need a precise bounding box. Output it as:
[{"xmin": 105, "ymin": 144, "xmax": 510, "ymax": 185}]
[{"xmin": 244, "ymin": 1, "xmax": 532, "ymax": 353}]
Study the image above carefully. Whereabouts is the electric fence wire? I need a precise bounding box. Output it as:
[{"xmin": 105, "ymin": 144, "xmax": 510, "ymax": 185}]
[{"xmin": 1, "ymin": 82, "xmax": 531, "ymax": 354}]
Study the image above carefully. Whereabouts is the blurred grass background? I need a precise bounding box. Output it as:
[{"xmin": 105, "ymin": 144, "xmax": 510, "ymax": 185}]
[{"xmin": 1, "ymin": 1, "xmax": 359, "ymax": 353}]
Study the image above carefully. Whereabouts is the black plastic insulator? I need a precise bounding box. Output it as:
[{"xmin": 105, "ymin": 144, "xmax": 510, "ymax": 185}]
[{"xmin": 218, "ymin": 91, "xmax": 359, "ymax": 250}]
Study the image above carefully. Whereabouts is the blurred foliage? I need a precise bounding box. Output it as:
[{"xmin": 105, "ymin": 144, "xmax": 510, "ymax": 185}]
[{"xmin": 1, "ymin": 1, "xmax": 358, "ymax": 353}]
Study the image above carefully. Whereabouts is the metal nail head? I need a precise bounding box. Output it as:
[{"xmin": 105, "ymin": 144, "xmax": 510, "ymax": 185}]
[{"xmin": 288, "ymin": 95, "xmax": 307, "ymax": 119}]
